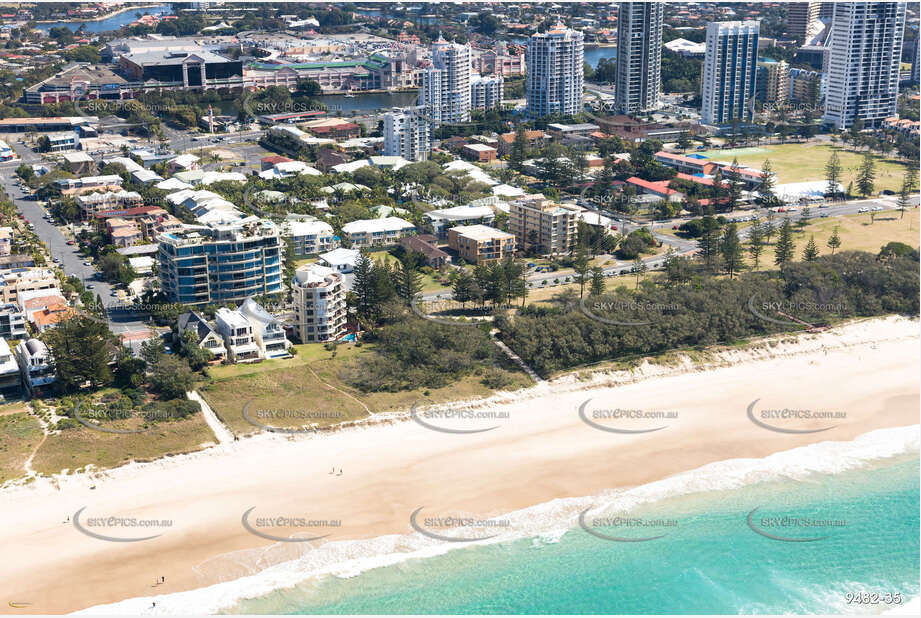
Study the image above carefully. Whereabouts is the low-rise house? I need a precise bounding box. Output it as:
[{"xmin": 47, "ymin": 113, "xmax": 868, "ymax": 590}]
[
  {"xmin": 215, "ymin": 307, "xmax": 261, "ymax": 363},
  {"xmin": 62, "ymin": 151, "xmax": 95, "ymax": 174},
  {"xmin": 77, "ymin": 190, "xmax": 143, "ymax": 218},
  {"xmin": 106, "ymin": 217, "xmax": 143, "ymax": 247},
  {"xmin": 132, "ymin": 169, "xmax": 164, "ymax": 184},
  {"xmin": 0, "ymin": 255, "xmax": 35, "ymax": 271},
  {"xmin": 626, "ymin": 177, "xmax": 684, "ymax": 202},
  {"xmin": 167, "ymin": 153, "xmax": 200, "ymax": 173},
  {"xmin": 292, "ymin": 263, "xmax": 347, "ymax": 344},
  {"xmin": 15, "ymin": 338, "xmax": 55, "ymax": 397},
  {"xmin": 318, "ymin": 247, "xmax": 360, "ymax": 273},
  {"xmin": 239, "ymin": 298, "xmax": 291, "ymax": 360},
  {"xmin": 56, "ymin": 174, "xmax": 123, "ymax": 197},
  {"xmin": 0, "ymin": 337, "xmax": 20, "ymax": 398},
  {"xmin": 400, "ymin": 234, "xmax": 450, "ymax": 268},
  {"xmin": 448, "ymin": 224, "xmax": 516, "ymax": 265},
  {"xmin": 177, "ymin": 311, "xmax": 226, "ymax": 360},
  {"xmin": 302, "ymin": 117, "xmax": 362, "ymax": 140},
  {"xmin": 341, "ymin": 217, "xmax": 416, "ymax": 248},
  {"xmin": 497, "ymin": 130, "xmax": 546, "ymax": 156},
  {"xmin": 0, "ymin": 302, "xmax": 26, "ymax": 339}
]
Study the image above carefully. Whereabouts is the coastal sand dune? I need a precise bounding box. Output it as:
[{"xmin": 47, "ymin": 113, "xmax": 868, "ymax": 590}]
[{"xmin": 0, "ymin": 317, "xmax": 918, "ymax": 614}]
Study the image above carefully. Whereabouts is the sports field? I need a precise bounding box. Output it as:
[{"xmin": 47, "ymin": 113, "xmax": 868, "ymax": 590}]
[{"xmin": 698, "ymin": 143, "xmax": 912, "ymax": 193}]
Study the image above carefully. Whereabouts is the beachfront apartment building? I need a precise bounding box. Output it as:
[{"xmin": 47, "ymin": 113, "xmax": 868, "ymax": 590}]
[
  {"xmin": 341, "ymin": 217, "xmax": 416, "ymax": 248},
  {"xmin": 15, "ymin": 338, "xmax": 55, "ymax": 397},
  {"xmin": 383, "ymin": 107, "xmax": 431, "ymax": 162},
  {"xmin": 615, "ymin": 2, "xmax": 664, "ymax": 114},
  {"xmin": 526, "ymin": 24, "xmax": 584, "ymax": 119},
  {"xmin": 448, "ymin": 225, "xmax": 516, "ymax": 265},
  {"xmin": 1, "ymin": 269, "xmax": 59, "ymax": 305},
  {"xmin": 509, "ymin": 196, "xmax": 579, "ymax": 256},
  {"xmin": 158, "ymin": 217, "xmax": 282, "ymax": 306},
  {"xmin": 701, "ymin": 21, "xmax": 760, "ymax": 125},
  {"xmin": 823, "ymin": 2, "xmax": 906, "ymax": 129},
  {"xmin": 292, "ymin": 263, "xmax": 347, "ymax": 344},
  {"xmin": 419, "ymin": 38, "xmax": 472, "ymax": 125},
  {"xmin": 215, "ymin": 307, "xmax": 261, "ymax": 364}
]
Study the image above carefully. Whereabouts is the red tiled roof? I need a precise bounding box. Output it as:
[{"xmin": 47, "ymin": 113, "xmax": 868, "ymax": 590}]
[{"xmin": 627, "ymin": 176, "xmax": 679, "ymax": 196}]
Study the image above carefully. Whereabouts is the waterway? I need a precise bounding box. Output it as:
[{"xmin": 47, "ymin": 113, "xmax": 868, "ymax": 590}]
[{"xmin": 34, "ymin": 4, "xmax": 171, "ymax": 33}]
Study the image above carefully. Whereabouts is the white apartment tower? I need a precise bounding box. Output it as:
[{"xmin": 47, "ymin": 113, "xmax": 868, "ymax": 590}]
[
  {"xmin": 701, "ymin": 21, "xmax": 761, "ymax": 125},
  {"xmin": 419, "ymin": 36, "xmax": 472, "ymax": 125},
  {"xmin": 823, "ymin": 2, "xmax": 906, "ymax": 129},
  {"xmin": 470, "ymin": 74, "xmax": 504, "ymax": 110},
  {"xmin": 526, "ymin": 23, "xmax": 584, "ymax": 119},
  {"xmin": 615, "ymin": 2, "xmax": 664, "ymax": 114},
  {"xmin": 383, "ymin": 107, "xmax": 431, "ymax": 162},
  {"xmin": 292, "ymin": 264, "xmax": 346, "ymax": 344}
]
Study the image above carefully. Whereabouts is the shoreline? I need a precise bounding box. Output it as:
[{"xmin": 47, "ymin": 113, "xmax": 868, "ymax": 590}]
[
  {"xmin": 1, "ymin": 316, "xmax": 918, "ymax": 614},
  {"xmin": 32, "ymin": 4, "xmax": 165, "ymax": 25}
]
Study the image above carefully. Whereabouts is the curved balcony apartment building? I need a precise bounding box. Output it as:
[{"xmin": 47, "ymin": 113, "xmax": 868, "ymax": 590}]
[{"xmin": 158, "ymin": 217, "xmax": 282, "ymax": 305}]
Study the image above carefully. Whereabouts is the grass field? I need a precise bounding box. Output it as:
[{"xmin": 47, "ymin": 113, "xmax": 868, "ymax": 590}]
[
  {"xmin": 30, "ymin": 414, "xmax": 217, "ymax": 476},
  {"xmin": 698, "ymin": 144, "xmax": 912, "ymax": 193},
  {"xmin": 200, "ymin": 341, "xmax": 532, "ymax": 436},
  {"xmin": 0, "ymin": 412, "xmax": 43, "ymax": 483},
  {"xmin": 785, "ymin": 209, "xmax": 919, "ymax": 260}
]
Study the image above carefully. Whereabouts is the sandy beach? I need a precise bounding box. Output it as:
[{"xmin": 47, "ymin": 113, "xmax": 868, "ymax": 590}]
[{"xmin": 1, "ymin": 317, "xmax": 918, "ymax": 614}]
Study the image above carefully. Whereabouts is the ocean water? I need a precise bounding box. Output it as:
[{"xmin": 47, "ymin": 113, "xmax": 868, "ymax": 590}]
[
  {"xmin": 78, "ymin": 426, "xmax": 920, "ymax": 615},
  {"xmin": 226, "ymin": 456, "xmax": 919, "ymax": 614}
]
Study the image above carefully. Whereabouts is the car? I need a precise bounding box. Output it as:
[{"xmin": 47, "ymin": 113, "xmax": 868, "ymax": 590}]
[
  {"xmin": 858, "ymin": 207, "xmax": 869, "ymax": 213},
  {"xmin": 672, "ymin": 225, "xmax": 679, "ymax": 230},
  {"xmin": 83, "ymin": 261, "xmax": 92, "ymax": 266},
  {"xmin": 86, "ymin": 284, "xmax": 95, "ymax": 289},
  {"xmin": 819, "ymin": 204, "xmax": 829, "ymax": 208},
  {"xmin": 111, "ymin": 291, "xmax": 119, "ymax": 297},
  {"xmin": 872, "ymin": 206, "xmax": 883, "ymax": 212},
  {"xmin": 777, "ymin": 208, "xmax": 785, "ymax": 213},
  {"xmin": 786, "ymin": 206, "xmax": 798, "ymax": 212},
  {"xmin": 66, "ymin": 240, "xmax": 74, "ymax": 245}
]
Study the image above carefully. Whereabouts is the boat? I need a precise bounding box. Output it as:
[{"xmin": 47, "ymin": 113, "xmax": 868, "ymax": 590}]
[{"xmin": 343, "ymin": 92, "xmax": 356, "ymax": 98}]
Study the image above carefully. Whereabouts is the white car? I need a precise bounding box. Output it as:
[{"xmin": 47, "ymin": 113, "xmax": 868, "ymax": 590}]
[
  {"xmin": 858, "ymin": 207, "xmax": 870, "ymax": 213},
  {"xmin": 871, "ymin": 206, "xmax": 883, "ymax": 212}
]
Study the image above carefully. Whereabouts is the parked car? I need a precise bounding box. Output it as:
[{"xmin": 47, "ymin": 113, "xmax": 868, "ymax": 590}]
[{"xmin": 858, "ymin": 207, "xmax": 869, "ymax": 213}]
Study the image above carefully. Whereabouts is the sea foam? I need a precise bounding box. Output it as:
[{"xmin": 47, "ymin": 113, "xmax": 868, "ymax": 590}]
[{"xmin": 75, "ymin": 424, "xmax": 920, "ymax": 615}]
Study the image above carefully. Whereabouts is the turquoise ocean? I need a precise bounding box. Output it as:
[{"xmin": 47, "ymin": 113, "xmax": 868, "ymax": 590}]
[{"xmin": 78, "ymin": 427, "xmax": 920, "ymax": 615}]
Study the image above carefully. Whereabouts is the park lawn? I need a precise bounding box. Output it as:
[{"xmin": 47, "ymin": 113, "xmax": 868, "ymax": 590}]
[
  {"xmin": 199, "ymin": 341, "xmax": 531, "ymax": 436},
  {"xmin": 0, "ymin": 412, "xmax": 43, "ymax": 484},
  {"xmin": 419, "ymin": 271, "xmax": 451, "ymax": 293},
  {"xmin": 698, "ymin": 144, "xmax": 912, "ymax": 193},
  {"xmin": 738, "ymin": 209, "xmax": 919, "ymax": 275},
  {"xmin": 30, "ymin": 414, "xmax": 216, "ymax": 476}
]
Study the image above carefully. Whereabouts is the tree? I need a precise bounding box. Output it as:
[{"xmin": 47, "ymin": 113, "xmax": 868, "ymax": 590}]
[
  {"xmin": 589, "ymin": 266, "xmax": 605, "ymax": 296},
  {"xmin": 856, "ymin": 152, "xmax": 876, "ymax": 198},
  {"xmin": 352, "ymin": 250, "xmax": 377, "ymax": 318},
  {"xmin": 394, "ymin": 258, "xmax": 422, "ymax": 304},
  {"xmin": 719, "ymin": 222, "xmax": 744, "ymax": 278},
  {"xmin": 452, "ymin": 270, "xmax": 474, "ymax": 307},
  {"xmin": 747, "ymin": 221, "xmax": 765, "ymax": 270},
  {"xmin": 632, "ymin": 256, "xmax": 647, "ymax": 289},
  {"xmin": 797, "ymin": 206, "xmax": 811, "ymax": 228},
  {"xmin": 696, "ymin": 215, "xmax": 720, "ymax": 269},
  {"xmin": 149, "ymin": 356, "xmax": 195, "ymax": 400},
  {"xmin": 509, "ymin": 126, "xmax": 529, "ymax": 172},
  {"xmin": 758, "ymin": 159, "xmax": 778, "ymax": 208},
  {"xmin": 802, "ymin": 235, "xmax": 819, "ymax": 261},
  {"xmin": 897, "ymin": 167, "xmax": 918, "ymax": 219},
  {"xmin": 43, "ymin": 316, "xmax": 114, "ymax": 392},
  {"xmin": 824, "ymin": 151, "xmax": 842, "ymax": 199},
  {"xmin": 725, "ymin": 158, "xmax": 743, "ymax": 211},
  {"xmin": 178, "ymin": 328, "xmax": 213, "ymax": 371},
  {"xmin": 572, "ymin": 246, "xmax": 591, "ymax": 298},
  {"xmin": 826, "ymin": 226, "xmax": 842, "ymax": 255},
  {"xmin": 773, "ymin": 219, "xmax": 795, "ymax": 265}
]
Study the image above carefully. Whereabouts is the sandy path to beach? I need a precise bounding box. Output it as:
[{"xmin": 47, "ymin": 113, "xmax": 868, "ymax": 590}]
[{"xmin": 0, "ymin": 318, "xmax": 918, "ymax": 614}]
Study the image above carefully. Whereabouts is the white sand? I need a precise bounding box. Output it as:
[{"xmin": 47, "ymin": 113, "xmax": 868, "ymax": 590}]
[{"xmin": 0, "ymin": 316, "xmax": 917, "ymax": 614}]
